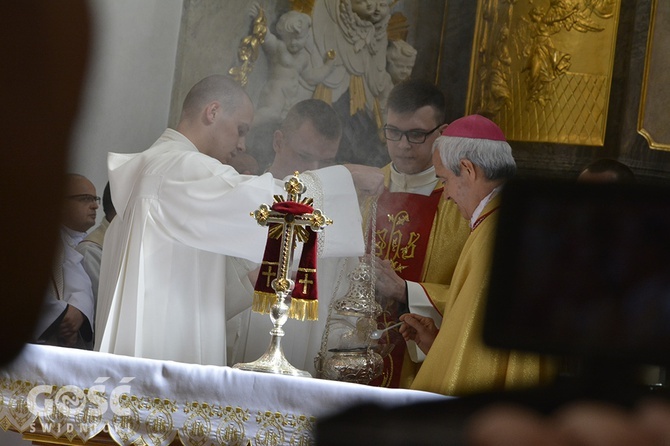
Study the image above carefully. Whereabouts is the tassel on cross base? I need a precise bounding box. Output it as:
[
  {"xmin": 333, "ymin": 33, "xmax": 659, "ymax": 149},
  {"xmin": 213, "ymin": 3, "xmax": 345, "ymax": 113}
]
[{"xmin": 233, "ymin": 172, "xmax": 331, "ymax": 377}]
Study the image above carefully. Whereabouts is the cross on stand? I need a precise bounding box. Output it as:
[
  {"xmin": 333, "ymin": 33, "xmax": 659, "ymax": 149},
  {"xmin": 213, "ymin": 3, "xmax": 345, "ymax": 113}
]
[{"xmin": 233, "ymin": 173, "xmax": 332, "ymax": 377}]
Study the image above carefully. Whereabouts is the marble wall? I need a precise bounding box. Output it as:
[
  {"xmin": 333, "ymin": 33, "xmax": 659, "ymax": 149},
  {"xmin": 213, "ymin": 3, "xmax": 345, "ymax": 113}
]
[{"xmin": 69, "ymin": 0, "xmax": 182, "ymax": 223}]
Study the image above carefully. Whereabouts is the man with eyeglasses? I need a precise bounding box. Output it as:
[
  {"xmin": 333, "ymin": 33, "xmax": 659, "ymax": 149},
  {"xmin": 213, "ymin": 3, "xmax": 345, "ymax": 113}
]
[
  {"xmin": 34, "ymin": 174, "xmax": 97, "ymax": 349},
  {"xmin": 366, "ymin": 79, "xmax": 470, "ymax": 388},
  {"xmin": 77, "ymin": 182, "xmax": 116, "ymax": 307},
  {"xmin": 233, "ymin": 99, "xmax": 345, "ymax": 374}
]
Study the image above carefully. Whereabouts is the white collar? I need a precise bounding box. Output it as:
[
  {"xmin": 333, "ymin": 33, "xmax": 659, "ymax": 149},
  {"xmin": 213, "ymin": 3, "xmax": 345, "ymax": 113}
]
[
  {"xmin": 469, "ymin": 186, "xmax": 502, "ymax": 230},
  {"xmin": 389, "ymin": 165, "xmax": 438, "ymax": 195},
  {"xmin": 61, "ymin": 225, "xmax": 87, "ymax": 248}
]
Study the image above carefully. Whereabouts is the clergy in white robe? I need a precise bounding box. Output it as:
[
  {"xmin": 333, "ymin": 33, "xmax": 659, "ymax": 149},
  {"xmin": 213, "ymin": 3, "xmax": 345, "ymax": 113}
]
[
  {"xmin": 77, "ymin": 182, "xmax": 116, "ymax": 307},
  {"xmin": 231, "ymin": 98, "xmax": 360, "ymax": 374},
  {"xmin": 96, "ymin": 75, "xmax": 379, "ymax": 366},
  {"xmin": 36, "ymin": 226, "xmax": 95, "ymax": 348},
  {"xmin": 37, "ymin": 174, "xmax": 99, "ymax": 349}
]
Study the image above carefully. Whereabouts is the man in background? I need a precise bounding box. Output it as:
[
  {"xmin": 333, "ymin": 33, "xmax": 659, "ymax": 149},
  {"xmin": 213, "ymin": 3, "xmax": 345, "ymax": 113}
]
[
  {"xmin": 266, "ymin": 99, "xmax": 341, "ymax": 179},
  {"xmin": 35, "ymin": 174, "xmax": 97, "ymax": 349},
  {"xmin": 77, "ymin": 182, "xmax": 116, "ymax": 306},
  {"xmin": 365, "ymin": 79, "xmax": 470, "ymax": 388}
]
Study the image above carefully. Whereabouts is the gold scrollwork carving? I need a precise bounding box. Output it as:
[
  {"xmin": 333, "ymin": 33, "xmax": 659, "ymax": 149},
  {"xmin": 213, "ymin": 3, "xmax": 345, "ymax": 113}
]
[{"xmin": 229, "ymin": 7, "xmax": 268, "ymax": 86}]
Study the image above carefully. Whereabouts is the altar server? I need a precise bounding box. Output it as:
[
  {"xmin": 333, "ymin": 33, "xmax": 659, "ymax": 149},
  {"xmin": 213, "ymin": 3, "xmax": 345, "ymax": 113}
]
[
  {"xmin": 36, "ymin": 174, "xmax": 97, "ymax": 349},
  {"xmin": 96, "ymin": 75, "xmax": 383, "ymax": 366}
]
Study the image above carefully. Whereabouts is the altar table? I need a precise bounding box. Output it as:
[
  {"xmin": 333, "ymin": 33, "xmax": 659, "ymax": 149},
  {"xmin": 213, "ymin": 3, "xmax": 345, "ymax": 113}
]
[{"xmin": 0, "ymin": 344, "xmax": 447, "ymax": 445}]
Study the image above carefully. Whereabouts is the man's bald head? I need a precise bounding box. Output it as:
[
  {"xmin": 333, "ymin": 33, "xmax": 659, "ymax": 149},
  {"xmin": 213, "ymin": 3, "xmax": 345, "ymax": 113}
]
[
  {"xmin": 179, "ymin": 75, "xmax": 249, "ymax": 122},
  {"xmin": 177, "ymin": 75, "xmax": 254, "ymax": 164}
]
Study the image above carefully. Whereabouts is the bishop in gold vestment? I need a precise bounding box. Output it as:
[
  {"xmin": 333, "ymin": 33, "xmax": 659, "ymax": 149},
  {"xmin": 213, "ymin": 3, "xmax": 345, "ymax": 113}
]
[
  {"xmin": 370, "ymin": 165, "xmax": 469, "ymax": 388},
  {"xmin": 402, "ymin": 115, "xmax": 554, "ymax": 396}
]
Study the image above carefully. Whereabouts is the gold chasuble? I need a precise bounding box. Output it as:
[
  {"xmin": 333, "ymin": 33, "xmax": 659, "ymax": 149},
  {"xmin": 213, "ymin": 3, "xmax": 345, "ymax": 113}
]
[
  {"xmin": 410, "ymin": 195, "xmax": 555, "ymax": 396},
  {"xmin": 370, "ymin": 165, "xmax": 469, "ymax": 388}
]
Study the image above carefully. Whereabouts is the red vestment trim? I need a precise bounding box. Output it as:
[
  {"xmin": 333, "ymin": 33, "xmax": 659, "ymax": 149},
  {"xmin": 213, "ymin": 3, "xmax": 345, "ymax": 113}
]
[{"xmin": 471, "ymin": 206, "xmax": 499, "ymax": 232}]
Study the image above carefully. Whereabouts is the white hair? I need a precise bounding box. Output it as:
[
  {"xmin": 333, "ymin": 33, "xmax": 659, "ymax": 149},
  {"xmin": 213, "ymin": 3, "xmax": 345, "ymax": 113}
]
[{"xmin": 433, "ymin": 135, "xmax": 516, "ymax": 180}]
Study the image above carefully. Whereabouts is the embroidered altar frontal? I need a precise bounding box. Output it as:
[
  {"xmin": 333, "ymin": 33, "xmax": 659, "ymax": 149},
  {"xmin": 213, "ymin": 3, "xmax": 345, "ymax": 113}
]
[{"xmin": 0, "ymin": 344, "xmax": 445, "ymax": 445}]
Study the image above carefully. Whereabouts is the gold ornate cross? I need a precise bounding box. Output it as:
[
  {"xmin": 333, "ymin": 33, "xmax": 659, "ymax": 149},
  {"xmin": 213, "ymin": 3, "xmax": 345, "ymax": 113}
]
[{"xmin": 251, "ymin": 173, "xmax": 332, "ymax": 296}]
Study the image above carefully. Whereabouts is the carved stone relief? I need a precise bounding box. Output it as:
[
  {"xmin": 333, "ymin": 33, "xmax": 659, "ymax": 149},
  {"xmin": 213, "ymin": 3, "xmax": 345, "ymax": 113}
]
[{"xmin": 229, "ymin": 0, "xmax": 419, "ymax": 169}]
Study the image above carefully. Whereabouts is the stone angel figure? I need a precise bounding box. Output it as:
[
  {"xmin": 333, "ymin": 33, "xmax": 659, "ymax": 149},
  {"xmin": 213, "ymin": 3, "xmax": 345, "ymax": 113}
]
[
  {"xmin": 311, "ymin": 0, "xmax": 392, "ymax": 116},
  {"xmin": 251, "ymin": 3, "xmax": 337, "ymax": 129},
  {"xmin": 385, "ymin": 39, "xmax": 416, "ymax": 85}
]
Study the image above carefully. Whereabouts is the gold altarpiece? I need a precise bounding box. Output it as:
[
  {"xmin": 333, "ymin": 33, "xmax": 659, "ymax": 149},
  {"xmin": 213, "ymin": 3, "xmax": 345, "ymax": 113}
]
[{"xmin": 466, "ymin": 0, "xmax": 621, "ymax": 146}]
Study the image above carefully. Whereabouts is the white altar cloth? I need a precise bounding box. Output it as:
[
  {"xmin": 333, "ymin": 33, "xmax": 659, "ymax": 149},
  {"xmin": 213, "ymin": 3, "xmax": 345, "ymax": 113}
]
[{"xmin": 0, "ymin": 344, "xmax": 447, "ymax": 445}]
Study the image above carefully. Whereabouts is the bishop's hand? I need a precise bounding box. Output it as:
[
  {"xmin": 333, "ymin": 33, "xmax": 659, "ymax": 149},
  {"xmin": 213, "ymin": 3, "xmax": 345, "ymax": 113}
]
[{"xmin": 399, "ymin": 313, "xmax": 439, "ymax": 355}]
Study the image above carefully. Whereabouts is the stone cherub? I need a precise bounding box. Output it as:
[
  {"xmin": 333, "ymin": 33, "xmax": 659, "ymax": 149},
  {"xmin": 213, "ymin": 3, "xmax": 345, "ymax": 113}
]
[
  {"xmin": 251, "ymin": 4, "xmax": 336, "ymax": 129},
  {"xmin": 386, "ymin": 39, "xmax": 417, "ymax": 85}
]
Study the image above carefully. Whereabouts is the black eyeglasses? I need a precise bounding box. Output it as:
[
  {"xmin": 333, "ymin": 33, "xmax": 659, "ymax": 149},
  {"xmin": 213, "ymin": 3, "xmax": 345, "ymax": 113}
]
[
  {"xmin": 67, "ymin": 194, "xmax": 100, "ymax": 204},
  {"xmin": 382, "ymin": 124, "xmax": 442, "ymax": 144}
]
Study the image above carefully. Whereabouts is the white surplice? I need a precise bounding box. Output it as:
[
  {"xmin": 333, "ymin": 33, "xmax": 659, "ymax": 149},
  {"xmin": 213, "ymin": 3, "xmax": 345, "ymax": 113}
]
[
  {"xmin": 35, "ymin": 227, "xmax": 95, "ymax": 343},
  {"xmin": 96, "ymin": 129, "xmax": 364, "ymax": 366}
]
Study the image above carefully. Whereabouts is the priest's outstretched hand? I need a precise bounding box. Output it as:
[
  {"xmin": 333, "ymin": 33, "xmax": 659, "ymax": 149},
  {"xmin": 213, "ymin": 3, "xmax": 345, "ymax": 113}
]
[
  {"xmin": 373, "ymin": 257, "xmax": 407, "ymax": 305},
  {"xmin": 343, "ymin": 164, "xmax": 384, "ymax": 196},
  {"xmin": 399, "ymin": 312, "xmax": 439, "ymax": 354}
]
